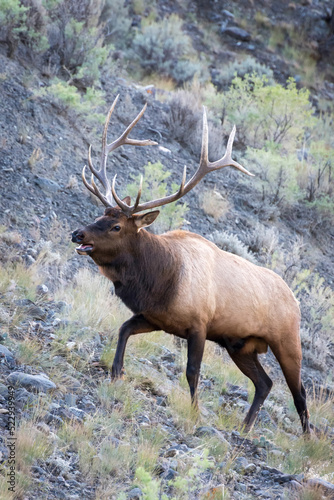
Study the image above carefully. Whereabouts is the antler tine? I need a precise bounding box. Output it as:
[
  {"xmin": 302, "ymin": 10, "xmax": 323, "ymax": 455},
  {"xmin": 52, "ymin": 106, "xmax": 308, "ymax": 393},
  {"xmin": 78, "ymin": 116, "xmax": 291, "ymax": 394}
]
[
  {"xmin": 199, "ymin": 107, "xmax": 210, "ymax": 169},
  {"xmin": 107, "ymin": 103, "xmax": 158, "ymax": 154},
  {"xmin": 111, "ymin": 175, "xmax": 133, "ymax": 216},
  {"xmin": 133, "ymin": 176, "xmax": 143, "ymax": 212},
  {"xmin": 208, "ymin": 124, "xmax": 254, "ymax": 176}
]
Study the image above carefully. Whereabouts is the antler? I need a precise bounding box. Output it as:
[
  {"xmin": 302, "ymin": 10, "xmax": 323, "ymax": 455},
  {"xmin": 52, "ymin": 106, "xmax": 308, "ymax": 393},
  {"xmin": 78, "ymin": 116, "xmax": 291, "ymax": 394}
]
[
  {"xmin": 82, "ymin": 94, "xmax": 158, "ymax": 207},
  {"xmin": 112, "ymin": 106, "xmax": 254, "ymax": 216}
]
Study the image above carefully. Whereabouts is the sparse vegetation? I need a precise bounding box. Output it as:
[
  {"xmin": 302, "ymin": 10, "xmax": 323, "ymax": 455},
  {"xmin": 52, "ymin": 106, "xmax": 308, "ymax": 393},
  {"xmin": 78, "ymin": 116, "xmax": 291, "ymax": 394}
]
[{"xmin": 130, "ymin": 14, "xmax": 204, "ymax": 85}]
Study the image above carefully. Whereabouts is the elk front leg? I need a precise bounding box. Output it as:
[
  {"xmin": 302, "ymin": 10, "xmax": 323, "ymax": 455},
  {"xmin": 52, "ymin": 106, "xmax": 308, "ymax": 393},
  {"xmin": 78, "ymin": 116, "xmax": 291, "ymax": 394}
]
[
  {"xmin": 111, "ymin": 314, "xmax": 156, "ymax": 379},
  {"xmin": 186, "ymin": 330, "xmax": 206, "ymax": 409}
]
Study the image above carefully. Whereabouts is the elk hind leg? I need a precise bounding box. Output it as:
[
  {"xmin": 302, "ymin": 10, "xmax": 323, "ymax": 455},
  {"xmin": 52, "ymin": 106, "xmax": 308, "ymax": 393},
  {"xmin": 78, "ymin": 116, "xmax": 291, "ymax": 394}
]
[
  {"xmin": 270, "ymin": 342, "xmax": 310, "ymax": 434},
  {"xmin": 227, "ymin": 349, "xmax": 273, "ymax": 432},
  {"xmin": 186, "ymin": 330, "xmax": 206, "ymax": 409}
]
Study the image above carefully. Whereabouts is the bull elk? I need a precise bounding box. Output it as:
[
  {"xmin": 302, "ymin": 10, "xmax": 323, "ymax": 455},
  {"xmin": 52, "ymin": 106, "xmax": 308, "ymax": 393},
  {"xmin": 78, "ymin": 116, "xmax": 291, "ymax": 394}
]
[{"xmin": 71, "ymin": 95, "xmax": 310, "ymax": 433}]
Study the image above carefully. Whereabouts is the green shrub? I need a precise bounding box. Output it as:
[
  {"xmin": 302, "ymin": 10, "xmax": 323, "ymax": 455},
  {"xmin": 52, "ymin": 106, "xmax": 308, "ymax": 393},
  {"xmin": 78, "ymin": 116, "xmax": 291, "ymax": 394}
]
[
  {"xmin": 131, "ymin": 14, "xmax": 203, "ymax": 84},
  {"xmin": 223, "ymin": 75, "xmax": 315, "ymax": 150},
  {"xmin": 100, "ymin": 0, "xmax": 132, "ymax": 50},
  {"xmin": 125, "ymin": 161, "xmax": 188, "ymax": 233},
  {"xmin": 246, "ymin": 145, "xmax": 301, "ymax": 204},
  {"xmin": 44, "ymin": 1, "xmax": 112, "ymax": 87},
  {"xmin": 219, "ymin": 74, "xmax": 334, "ymax": 209},
  {"xmin": 0, "ymin": 0, "xmax": 48, "ymax": 57},
  {"xmin": 37, "ymin": 79, "xmax": 106, "ymax": 122},
  {"xmin": 215, "ymin": 55, "xmax": 275, "ymax": 89}
]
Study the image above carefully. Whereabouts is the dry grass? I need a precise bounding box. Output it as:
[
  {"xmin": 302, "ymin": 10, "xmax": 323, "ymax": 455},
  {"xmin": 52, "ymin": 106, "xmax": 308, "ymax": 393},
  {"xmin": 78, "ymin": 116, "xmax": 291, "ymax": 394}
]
[
  {"xmin": 55, "ymin": 268, "xmax": 128, "ymax": 333},
  {"xmin": 200, "ymin": 188, "xmax": 229, "ymax": 221}
]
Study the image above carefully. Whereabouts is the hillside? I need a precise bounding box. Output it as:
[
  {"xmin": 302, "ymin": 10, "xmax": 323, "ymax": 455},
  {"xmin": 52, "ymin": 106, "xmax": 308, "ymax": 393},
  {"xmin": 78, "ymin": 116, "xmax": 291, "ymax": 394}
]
[{"xmin": 0, "ymin": 1, "xmax": 333, "ymax": 499}]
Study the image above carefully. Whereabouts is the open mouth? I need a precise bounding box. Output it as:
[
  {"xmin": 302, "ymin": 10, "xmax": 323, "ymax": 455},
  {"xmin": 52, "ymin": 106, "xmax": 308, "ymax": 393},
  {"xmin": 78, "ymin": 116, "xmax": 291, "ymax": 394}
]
[{"xmin": 76, "ymin": 244, "xmax": 94, "ymax": 255}]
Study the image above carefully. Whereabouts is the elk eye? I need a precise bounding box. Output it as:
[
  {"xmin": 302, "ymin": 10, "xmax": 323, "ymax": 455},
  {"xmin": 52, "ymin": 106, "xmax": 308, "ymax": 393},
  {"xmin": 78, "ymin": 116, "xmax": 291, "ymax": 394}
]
[{"xmin": 111, "ymin": 225, "xmax": 121, "ymax": 232}]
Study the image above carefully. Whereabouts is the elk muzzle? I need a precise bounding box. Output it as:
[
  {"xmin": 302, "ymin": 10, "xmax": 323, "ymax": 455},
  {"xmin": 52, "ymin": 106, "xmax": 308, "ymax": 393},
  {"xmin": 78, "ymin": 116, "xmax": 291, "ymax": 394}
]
[{"xmin": 71, "ymin": 229, "xmax": 94, "ymax": 255}]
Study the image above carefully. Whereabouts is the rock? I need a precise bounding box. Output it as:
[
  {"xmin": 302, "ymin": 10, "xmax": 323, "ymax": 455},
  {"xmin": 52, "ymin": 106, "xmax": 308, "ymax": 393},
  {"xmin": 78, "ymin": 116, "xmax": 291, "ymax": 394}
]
[
  {"xmin": 44, "ymin": 412, "xmax": 64, "ymax": 426},
  {"xmin": 195, "ymin": 426, "xmax": 218, "ymax": 437},
  {"xmin": 127, "ymin": 487, "xmax": 143, "ymax": 499},
  {"xmin": 235, "ymin": 482, "xmax": 248, "ymax": 492},
  {"xmin": 0, "ymin": 383, "xmax": 8, "ymax": 397},
  {"xmin": 7, "ymin": 372, "xmax": 56, "ymax": 392},
  {"xmin": 34, "ymin": 175, "xmax": 61, "ymax": 193},
  {"xmin": 14, "ymin": 388, "xmax": 37, "ymax": 409},
  {"xmin": 161, "ymin": 350, "xmax": 175, "ymax": 363},
  {"xmin": 306, "ymin": 478, "xmax": 334, "ymax": 495},
  {"xmin": 273, "ymin": 473, "xmax": 295, "ymax": 484},
  {"xmin": 25, "ymin": 255, "xmax": 36, "ymax": 266},
  {"xmin": 233, "ymin": 456, "xmax": 249, "ymax": 473},
  {"xmin": 244, "ymin": 463, "xmax": 257, "ymax": 474},
  {"xmin": 36, "ymin": 284, "xmax": 49, "ymax": 296},
  {"xmin": 222, "ymin": 26, "xmax": 251, "ymax": 41},
  {"xmin": 15, "ymin": 299, "xmax": 47, "ymax": 320},
  {"xmin": 0, "ymin": 345, "xmax": 15, "ymax": 367},
  {"xmin": 222, "ymin": 10, "xmax": 234, "ymax": 21},
  {"xmin": 79, "ymin": 396, "xmax": 96, "ymax": 412},
  {"xmin": 64, "ymin": 393, "xmax": 77, "ymax": 406},
  {"xmin": 164, "ymin": 468, "xmax": 178, "ymax": 480},
  {"xmin": 68, "ymin": 407, "xmax": 87, "ymax": 421},
  {"xmin": 31, "ymin": 465, "xmax": 47, "ymax": 476},
  {"xmin": 138, "ymin": 414, "xmax": 151, "ymax": 425},
  {"xmin": 226, "ymin": 384, "xmax": 248, "ymax": 401},
  {"xmin": 156, "ymin": 396, "xmax": 167, "ymax": 406},
  {"xmin": 195, "ymin": 426, "xmax": 231, "ymax": 448}
]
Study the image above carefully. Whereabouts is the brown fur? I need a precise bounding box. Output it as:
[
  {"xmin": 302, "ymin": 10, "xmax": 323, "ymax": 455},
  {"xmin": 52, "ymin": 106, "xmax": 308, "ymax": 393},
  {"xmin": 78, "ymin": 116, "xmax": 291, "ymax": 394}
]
[{"xmin": 71, "ymin": 208, "xmax": 310, "ymax": 433}]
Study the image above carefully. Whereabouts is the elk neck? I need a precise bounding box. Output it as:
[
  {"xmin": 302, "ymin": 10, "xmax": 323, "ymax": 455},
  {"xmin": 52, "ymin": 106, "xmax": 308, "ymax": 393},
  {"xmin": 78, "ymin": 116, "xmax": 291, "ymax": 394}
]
[{"xmin": 96, "ymin": 229, "xmax": 181, "ymax": 315}]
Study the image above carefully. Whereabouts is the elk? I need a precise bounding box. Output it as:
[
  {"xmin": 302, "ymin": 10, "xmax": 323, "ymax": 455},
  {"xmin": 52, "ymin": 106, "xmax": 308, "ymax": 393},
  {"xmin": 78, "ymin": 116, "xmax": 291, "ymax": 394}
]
[{"xmin": 72, "ymin": 95, "xmax": 310, "ymax": 434}]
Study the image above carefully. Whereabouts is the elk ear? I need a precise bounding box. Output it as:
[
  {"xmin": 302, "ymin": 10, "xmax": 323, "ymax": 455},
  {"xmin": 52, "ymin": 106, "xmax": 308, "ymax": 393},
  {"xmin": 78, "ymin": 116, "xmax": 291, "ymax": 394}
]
[
  {"xmin": 122, "ymin": 196, "xmax": 131, "ymax": 205},
  {"xmin": 133, "ymin": 210, "xmax": 160, "ymax": 230}
]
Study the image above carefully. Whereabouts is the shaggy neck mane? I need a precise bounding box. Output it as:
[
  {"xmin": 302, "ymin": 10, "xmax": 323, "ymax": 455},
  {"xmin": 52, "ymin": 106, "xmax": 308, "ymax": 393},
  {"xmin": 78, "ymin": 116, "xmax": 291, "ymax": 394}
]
[{"xmin": 98, "ymin": 230, "xmax": 180, "ymax": 314}]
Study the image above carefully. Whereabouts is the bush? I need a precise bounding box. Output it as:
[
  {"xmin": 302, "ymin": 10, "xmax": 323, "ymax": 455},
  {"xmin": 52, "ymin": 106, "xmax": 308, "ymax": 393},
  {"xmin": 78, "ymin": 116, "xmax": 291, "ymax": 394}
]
[
  {"xmin": 44, "ymin": 0, "xmax": 111, "ymax": 87},
  {"xmin": 0, "ymin": 0, "xmax": 114, "ymax": 86},
  {"xmin": 163, "ymin": 89, "xmax": 202, "ymax": 153},
  {"xmin": 223, "ymin": 75, "xmax": 315, "ymax": 150},
  {"xmin": 214, "ymin": 56, "xmax": 275, "ymax": 89},
  {"xmin": 292, "ymin": 270, "xmax": 334, "ymax": 371},
  {"xmin": 100, "ymin": 0, "xmax": 132, "ymax": 50},
  {"xmin": 0, "ymin": 0, "xmax": 48, "ymax": 57},
  {"xmin": 219, "ymin": 74, "xmax": 334, "ymax": 210},
  {"xmin": 37, "ymin": 80, "xmax": 106, "ymax": 123},
  {"xmin": 164, "ymin": 86, "xmax": 227, "ymax": 159},
  {"xmin": 200, "ymin": 188, "xmax": 229, "ymax": 221},
  {"xmin": 125, "ymin": 161, "xmax": 188, "ymax": 233},
  {"xmin": 131, "ymin": 14, "xmax": 203, "ymax": 84},
  {"xmin": 210, "ymin": 230, "xmax": 256, "ymax": 263}
]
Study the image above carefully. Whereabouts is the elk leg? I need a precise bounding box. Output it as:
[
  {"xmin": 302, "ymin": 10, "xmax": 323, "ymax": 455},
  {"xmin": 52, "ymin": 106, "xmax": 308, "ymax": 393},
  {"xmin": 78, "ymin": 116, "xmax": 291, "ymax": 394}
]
[
  {"xmin": 227, "ymin": 350, "xmax": 273, "ymax": 432},
  {"xmin": 270, "ymin": 344, "xmax": 310, "ymax": 434},
  {"xmin": 111, "ymin": 314, "xmax": 156, "ymax": 379},
  {"xmin": 186, "ymin": 331, "xmax": 206, "ymax": 408}
]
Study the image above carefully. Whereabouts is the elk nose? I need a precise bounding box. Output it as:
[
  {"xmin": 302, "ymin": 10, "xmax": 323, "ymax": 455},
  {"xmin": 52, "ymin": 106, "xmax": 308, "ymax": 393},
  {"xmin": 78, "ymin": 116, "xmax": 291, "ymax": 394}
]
[{"xmin": 71, "ymin": 229, "xmax": 85, "ymax": 243}]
